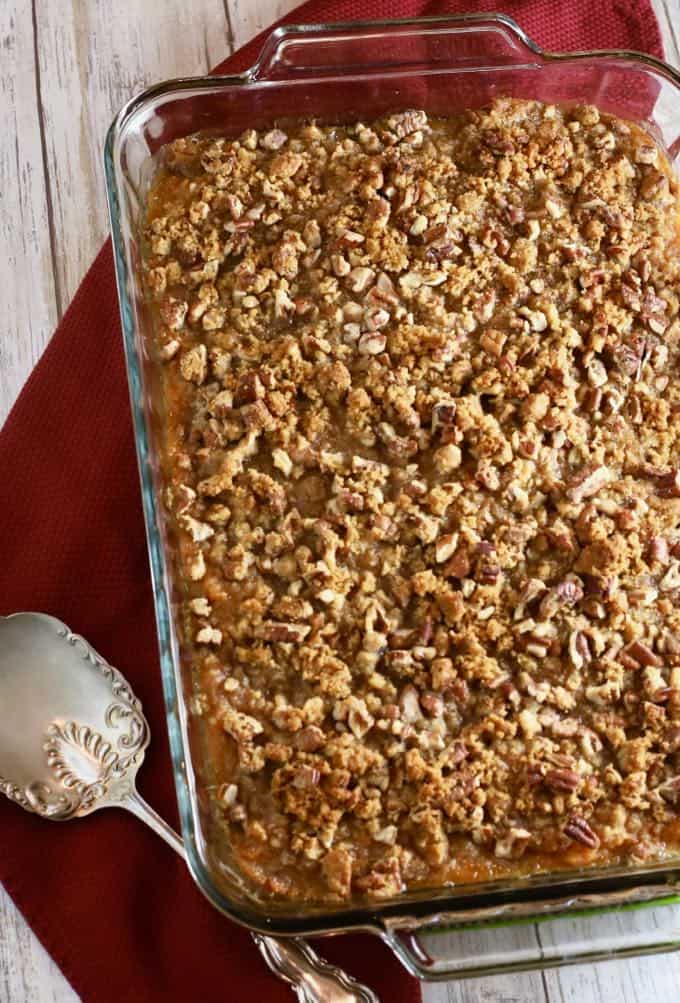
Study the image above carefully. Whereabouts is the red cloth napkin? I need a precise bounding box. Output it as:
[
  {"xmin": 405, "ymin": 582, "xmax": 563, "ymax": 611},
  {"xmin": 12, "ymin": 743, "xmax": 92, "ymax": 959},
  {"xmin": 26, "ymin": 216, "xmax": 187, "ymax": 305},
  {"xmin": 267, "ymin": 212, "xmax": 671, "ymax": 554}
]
[{"xmin": 0, "ymin": 2, "xmax": 663, "ymax": 1001}]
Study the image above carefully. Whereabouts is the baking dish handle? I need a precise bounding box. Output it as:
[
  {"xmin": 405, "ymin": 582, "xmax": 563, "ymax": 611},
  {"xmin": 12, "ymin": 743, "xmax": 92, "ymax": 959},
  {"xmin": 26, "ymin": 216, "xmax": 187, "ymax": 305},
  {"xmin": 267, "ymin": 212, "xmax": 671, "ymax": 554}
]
[
  {"xmin": 248, "ymin": 13, "xmax": 544, "ymax": 82},
  {"xmin": 381, "ymin": 922, "xmax": 561, "ymax": 980},
  {"xmin": 245, "ymin": 13, "xmax": 680, "ymax": 163},
  {"xmin": 379, "ymin": 896, "xmax": 680, "ymax": 981}
]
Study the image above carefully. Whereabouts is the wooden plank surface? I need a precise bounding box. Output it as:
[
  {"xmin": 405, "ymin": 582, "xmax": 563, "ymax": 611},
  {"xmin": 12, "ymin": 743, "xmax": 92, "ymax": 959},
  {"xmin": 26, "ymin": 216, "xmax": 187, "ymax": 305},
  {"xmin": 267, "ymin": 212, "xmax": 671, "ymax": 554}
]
[
  {"xmin": 1, "ymin": 1, "xmax": 679, "ymax": 1001},
  {"xmin": 0, "ymin": 0, "xmax": 58, "ymax": 428}
]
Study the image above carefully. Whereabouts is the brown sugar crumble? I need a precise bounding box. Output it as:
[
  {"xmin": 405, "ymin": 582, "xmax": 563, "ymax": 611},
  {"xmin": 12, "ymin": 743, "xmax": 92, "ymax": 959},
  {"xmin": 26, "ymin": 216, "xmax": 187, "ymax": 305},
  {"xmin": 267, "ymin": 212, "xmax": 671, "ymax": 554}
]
[{"xmin": 143, "ymin": 99, "xmax": 680, "ymax": 903}]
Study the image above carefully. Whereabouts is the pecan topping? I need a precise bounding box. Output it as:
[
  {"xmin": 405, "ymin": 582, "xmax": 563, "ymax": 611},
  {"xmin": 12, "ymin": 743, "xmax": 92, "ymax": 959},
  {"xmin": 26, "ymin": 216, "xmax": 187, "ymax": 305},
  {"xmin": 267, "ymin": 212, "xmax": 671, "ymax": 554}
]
[{"xmin": 146, "ymin": 100, "xmax": 680, "ymax": 904}]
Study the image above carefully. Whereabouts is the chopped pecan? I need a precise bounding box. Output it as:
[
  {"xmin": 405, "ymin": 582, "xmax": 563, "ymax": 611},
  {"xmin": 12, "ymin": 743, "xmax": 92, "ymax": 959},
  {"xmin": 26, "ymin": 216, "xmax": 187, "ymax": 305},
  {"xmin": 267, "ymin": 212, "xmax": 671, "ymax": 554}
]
[
  {"xmin": 346, "ymin": 696, "xmax": 375, "ymax": 739},
  {"xmin": 564, "ymin": 816, "xmax": 600, "ymax": 849},
  {"xmin": 384, "ymin": 109, "xmax": 428, "ymax": 140},
  {"xmin": 566, "ymin": 464, "xmax": 612, "ymax": 503},
  {"xmin": 648, "ymin": 537, "xmax": 670, "ymax": 565},
  {"xmin": 358, "ymin": 332, "xmax": 387, "ymax": 355},
  {"xmin": 657, "ymin": 777, "xmax": 680, "ymax": 804},
  {"xmin": 261, "ymin": 128, "xmax": 288, "ymax": 150},
  {"xmin": 443, "ymin": 547, "xmax": 471, "ymax": 579},
  {"xmin": 624, "ymin": 639, "xmax": 662, "ymax": 667},
  {"xmin": 545, "ymin": 768, "xmax": 581, "ymax": 792},
  {"xmin": 295, "ymin": 726, "xmax": 325, "ymax": 752},
  {"xmin": 347, "ymin": 266, "xmax": 374, "ymax": 293},
  {"xmin": 257, "ymin": 622, "xmax": 311, "ymax": 643},
  {"xmin": 660, "ymin": 561, "xmax": 680, "ymax": 591},
  {"xmin": 399, "ymin": 684, "xmax": 423, "ymax": 723},
  {"xmin": 538, "ymin": 579, "xmax": 584, "ymax": 620}
]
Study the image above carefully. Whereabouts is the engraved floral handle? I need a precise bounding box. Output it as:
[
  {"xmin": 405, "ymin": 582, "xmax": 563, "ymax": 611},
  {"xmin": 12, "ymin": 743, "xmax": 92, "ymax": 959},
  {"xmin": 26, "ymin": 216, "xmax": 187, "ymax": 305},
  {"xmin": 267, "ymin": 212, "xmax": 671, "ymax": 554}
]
[
  {"xmin": 120, "ymin": 787, "xmax": 380, "ymax": 1003},
  {"xmin": 250, "ymin": 934, "xmax": 380, "ymax": 1003}
]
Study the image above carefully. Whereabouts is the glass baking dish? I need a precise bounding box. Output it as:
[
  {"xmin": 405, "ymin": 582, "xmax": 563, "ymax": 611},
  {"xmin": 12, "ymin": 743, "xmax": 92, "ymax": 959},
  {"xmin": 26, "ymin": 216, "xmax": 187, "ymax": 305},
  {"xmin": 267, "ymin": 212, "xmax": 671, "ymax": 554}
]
[{"xmin": 104, "ymin": 12, "xmax": 680, "ymax": 979}]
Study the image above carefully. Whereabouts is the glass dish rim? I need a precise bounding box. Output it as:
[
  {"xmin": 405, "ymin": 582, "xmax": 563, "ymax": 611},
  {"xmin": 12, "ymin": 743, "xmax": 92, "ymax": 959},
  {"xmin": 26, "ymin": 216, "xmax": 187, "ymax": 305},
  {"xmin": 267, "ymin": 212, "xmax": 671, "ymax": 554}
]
[{"xmin": 104, "ymin": 10, "xmax": 680, "ymax": 943}]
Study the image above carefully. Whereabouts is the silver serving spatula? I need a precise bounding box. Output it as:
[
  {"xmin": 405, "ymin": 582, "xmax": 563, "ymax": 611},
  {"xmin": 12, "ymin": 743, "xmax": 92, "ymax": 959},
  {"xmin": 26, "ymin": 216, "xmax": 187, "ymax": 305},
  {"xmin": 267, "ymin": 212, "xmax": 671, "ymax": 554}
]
[{"xmin": 0, "ymin": 612, "xmax": 378, "ymax": 1003}]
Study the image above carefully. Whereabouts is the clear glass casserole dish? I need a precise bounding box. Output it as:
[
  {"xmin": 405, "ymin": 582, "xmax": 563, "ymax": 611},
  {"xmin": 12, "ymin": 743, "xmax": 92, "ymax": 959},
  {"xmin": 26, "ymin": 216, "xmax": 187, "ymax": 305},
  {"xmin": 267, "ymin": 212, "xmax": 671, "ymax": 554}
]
[{"xmin": 104, "ymin": 12, "xmax": 680, "ymax": 979}]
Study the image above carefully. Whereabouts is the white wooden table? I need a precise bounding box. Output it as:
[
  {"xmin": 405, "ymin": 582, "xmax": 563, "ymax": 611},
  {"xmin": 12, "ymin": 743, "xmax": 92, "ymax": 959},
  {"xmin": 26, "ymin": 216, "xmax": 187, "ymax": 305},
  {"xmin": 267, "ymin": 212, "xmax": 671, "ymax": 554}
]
[{"xmin": 1, "ymin": 2, "xmax": 679, "ymax": 1001}]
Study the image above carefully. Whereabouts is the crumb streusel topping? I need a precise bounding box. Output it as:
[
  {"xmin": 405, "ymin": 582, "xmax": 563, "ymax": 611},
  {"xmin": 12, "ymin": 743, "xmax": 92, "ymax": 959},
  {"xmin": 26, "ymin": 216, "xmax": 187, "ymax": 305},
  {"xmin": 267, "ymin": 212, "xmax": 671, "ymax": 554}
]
[{"xmin": 143, "ymin": 99, "xmax": 680, "ymax": 902}]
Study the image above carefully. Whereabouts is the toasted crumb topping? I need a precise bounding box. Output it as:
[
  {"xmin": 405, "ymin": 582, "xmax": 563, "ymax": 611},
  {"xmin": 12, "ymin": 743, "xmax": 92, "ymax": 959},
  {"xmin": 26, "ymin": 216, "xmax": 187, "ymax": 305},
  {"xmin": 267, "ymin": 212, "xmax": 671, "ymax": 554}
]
[{"xmin": 144, "ymin": 99, "xmax": 680, "ymax": 903}]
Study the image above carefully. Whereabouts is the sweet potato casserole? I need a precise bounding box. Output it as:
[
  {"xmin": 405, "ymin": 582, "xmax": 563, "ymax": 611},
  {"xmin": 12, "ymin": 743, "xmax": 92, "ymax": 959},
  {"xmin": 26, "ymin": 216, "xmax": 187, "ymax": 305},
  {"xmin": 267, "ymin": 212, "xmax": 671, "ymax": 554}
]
[{"xmin": 142, "ymin": 98, "xmax": 680, "ymax": 903}]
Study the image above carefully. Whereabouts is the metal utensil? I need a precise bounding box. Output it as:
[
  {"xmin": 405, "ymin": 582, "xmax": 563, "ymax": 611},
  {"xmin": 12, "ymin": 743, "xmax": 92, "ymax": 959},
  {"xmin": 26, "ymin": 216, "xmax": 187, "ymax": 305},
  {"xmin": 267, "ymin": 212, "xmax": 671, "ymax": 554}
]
[{"xmin": 0, "ymin": 612, "xmax": 378, "ymax": 1003}]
